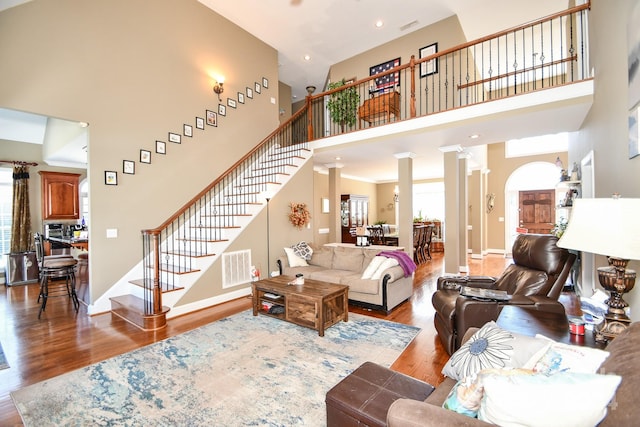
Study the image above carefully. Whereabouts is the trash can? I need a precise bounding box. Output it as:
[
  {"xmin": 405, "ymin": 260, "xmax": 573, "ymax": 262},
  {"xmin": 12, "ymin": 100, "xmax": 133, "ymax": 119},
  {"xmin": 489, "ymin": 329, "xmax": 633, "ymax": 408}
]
[{"xmin": 5, "ymin": 251, "xmax": 39, "ymax": 286}]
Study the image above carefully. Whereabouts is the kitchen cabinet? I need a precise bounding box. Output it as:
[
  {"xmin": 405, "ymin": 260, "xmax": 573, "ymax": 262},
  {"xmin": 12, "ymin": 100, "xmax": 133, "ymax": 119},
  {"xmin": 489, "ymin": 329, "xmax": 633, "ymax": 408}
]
[
  {"xmin": 340, "ymin": 194, "xmax": 369, "ymax": 243},
  {"xmin": 40, "ymin": 171, "xmax": 80, "ymax": 220}
]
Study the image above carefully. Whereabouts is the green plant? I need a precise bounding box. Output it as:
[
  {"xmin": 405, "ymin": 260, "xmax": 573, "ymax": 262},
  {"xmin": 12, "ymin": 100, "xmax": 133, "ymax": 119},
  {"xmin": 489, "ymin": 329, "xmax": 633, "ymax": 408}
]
[
  {"xmin": 326, "ymin": 79, "xmax": 360, "ymax": 131},
  {"xmin": 551, "ymin": 217, "xmax": 568, "ymax": 238},
  {"xmin": 374, "ymin": 220, "xmax": 387, "ymax": 225}
]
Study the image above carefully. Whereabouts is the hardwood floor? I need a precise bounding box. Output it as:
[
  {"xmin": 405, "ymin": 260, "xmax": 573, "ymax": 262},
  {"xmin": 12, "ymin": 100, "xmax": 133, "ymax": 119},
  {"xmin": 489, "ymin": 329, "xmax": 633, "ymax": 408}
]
[{"xmin": 0, "ymin": 252, "xmax": 509, "ymax": 426}]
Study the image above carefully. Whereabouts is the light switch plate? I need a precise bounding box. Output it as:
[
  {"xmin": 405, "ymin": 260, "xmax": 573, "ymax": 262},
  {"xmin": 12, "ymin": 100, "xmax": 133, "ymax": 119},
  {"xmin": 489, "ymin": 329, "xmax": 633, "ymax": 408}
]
[{"xmin": 106, "ymin": 228, "xmax": 118, "ymax": 238}]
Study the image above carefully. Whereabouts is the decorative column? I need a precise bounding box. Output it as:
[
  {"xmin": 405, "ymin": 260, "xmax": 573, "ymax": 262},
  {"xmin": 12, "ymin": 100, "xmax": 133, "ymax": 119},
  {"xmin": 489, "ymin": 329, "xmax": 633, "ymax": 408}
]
[
  {"xmin": 326, "ymin": 163, "xmax": 343, "ymax": 243},
  {"xmin": 394, "ymin": 152, "xmax": 415, "ymax": 256}
]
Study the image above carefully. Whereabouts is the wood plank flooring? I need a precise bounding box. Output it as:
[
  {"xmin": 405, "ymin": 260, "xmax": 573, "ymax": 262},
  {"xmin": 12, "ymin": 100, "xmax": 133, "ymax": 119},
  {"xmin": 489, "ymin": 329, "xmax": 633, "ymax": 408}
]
[{"xmin": 0, "ymin": 252, "xmax": 512, "ymax": 426}]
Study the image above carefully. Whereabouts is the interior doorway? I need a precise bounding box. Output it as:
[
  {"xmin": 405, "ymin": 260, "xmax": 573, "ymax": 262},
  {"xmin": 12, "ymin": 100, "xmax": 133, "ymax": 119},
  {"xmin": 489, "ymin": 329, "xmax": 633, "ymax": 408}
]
[
  {"xmin": 518, "ymin": 189, "xmax": 555, "ymax": 234},
  {"xmin": 504, "ymin": 162, "xmax": 559, "ymax": 256}
]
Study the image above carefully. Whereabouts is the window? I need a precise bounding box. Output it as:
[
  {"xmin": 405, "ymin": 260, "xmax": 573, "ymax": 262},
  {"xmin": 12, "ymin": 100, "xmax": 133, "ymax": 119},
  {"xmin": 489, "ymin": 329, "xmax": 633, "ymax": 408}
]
[
  {"xmin": 505, "ymin": 132, "xmax": 568, "ymax": 158},
  {"xmin": 413, "ymin": 182, "xmax": 445, "ymax": 221},
  {"xmin": 0, "ymin": 168, "xmax": 13, "ymax": 263},
  {"xmin": 80, "ymin": 179, "xmax": 88, "ymax": 227}
]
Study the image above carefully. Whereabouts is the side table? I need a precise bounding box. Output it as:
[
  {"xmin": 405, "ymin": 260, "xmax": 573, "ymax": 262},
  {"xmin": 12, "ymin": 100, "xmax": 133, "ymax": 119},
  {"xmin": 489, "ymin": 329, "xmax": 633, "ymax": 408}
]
[{"xmin": 496, "ymin": 306, "xmax": 604, "ymax": 349}]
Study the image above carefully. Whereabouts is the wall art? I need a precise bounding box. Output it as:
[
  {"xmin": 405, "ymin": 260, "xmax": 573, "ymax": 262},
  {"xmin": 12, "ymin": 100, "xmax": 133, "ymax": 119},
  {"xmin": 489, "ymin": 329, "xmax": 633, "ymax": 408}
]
[
  {"xmin": 123, "ymin": 160, "xmax": 135, "ymax": 175},
  {"xmin": 169, "ymin": 132, "xmax": 181, "ymax": 144},
  {"xmin": 255, "ymin": 82, "xmax": 261, "ymax": 94},
  {"xmin": 183, "ymin": 124, "xmax": 193, "ymax": 137},
  {"xmin": 195, "ymin": 116, "xmax": 205, "ymax": 130},
  {"xmin": 227, "ymin": 98, "xmax": 237, "ymax": 108},
  {"xmin": 238, "ymin": 92, "xmax": 245, "ymax": 104},
  {"xmin": 206, "ymin": 109, "xmax": 217, "ymax": 126},
  {"xmin": 262, "ymin": 77, "xmax": 269, "ymax": 89},
  {"xmin": 246, "ymin": 87, "xmax": 254, "ymax": 99},
  {"xmin": 105, "ymin": 171, "xmax": 117, "ymax": 185},
  {"xmin": 369, "ymin": 57, "xmax": 401, "ymax": 93},
  {"xmin": 140, "ymin": 149, "xmax": 151, "ymax": 164},
  {"xmin": 419, "ymin": 42, "xmax": 438, "ymax": 77},
  {"xmin": 218, "ymin": 104, "xmax": 226, "ymax": 116},
  {"xmin": 156, "ymin": 140, "xmax": 166, "ymax": 154}
]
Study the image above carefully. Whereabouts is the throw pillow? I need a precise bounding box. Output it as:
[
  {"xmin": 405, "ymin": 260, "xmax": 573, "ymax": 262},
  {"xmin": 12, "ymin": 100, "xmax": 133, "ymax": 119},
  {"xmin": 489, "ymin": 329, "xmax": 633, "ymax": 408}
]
[
  {"xmin": 529, "ymin": 335, "xmax": 610, "ymax": 375},
  {"xmin": 291, "ymin": 241, "xmax": 313, "ymax": 260},
  {"xmin": 283, "ymin": 247, "xmax": 308, "ymax": 267},
  {"xmin": 478, "ymin": 370, "xmax": 621, "ymax": 427},
  {"xmin": 443, "ymin": 368, "xmax": 533, "ymax": 418},
  {"xmin": 370, "ymin": 257, "xmax": 399, "ymax": 280},
  {"xmin": 441, "ymin": 321, "xmax": 548, "ymax": 381},
  {"xmin": 361, "ymin": 256, "xmax": 386, "ymax": 279}
]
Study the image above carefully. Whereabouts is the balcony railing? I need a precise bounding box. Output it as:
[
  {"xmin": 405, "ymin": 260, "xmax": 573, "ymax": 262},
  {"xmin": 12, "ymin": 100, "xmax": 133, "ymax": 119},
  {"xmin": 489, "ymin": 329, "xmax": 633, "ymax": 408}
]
[{"xmin": 305, "ymin": 3, "xmax": 590, "ymax": 140}]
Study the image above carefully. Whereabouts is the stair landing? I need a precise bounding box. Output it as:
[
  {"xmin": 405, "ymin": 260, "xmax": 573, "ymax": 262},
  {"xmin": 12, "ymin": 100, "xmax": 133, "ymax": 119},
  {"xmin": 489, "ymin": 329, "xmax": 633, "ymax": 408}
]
[{"xmin": 110, "ymin": 294, "xmax": 169, "ymax": 331}]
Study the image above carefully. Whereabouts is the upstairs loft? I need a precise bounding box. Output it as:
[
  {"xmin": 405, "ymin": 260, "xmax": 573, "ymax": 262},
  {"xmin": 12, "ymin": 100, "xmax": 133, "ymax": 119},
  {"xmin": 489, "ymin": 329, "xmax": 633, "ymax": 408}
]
[{"xmin": 299, "ymin": 3, "xmax": 593, "ymax": 181}]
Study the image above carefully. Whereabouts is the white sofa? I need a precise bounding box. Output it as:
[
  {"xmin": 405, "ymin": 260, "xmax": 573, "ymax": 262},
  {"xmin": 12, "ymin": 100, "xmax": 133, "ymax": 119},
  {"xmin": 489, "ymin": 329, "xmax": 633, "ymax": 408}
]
[{"xmin": 277, "ymin": 243, "xmax": 414, "ymax": 312}]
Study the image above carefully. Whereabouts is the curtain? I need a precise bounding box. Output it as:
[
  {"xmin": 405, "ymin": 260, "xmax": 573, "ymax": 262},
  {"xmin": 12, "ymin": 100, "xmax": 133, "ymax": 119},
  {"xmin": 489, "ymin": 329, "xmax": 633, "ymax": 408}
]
[{"xmin": 10, "ymin": 165, "xmax": 32, "ymax": 253}]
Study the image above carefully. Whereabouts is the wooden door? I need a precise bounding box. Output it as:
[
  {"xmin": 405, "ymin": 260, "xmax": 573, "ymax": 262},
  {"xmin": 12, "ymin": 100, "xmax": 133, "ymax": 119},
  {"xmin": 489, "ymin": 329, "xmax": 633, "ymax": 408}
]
[{"xmin": 519, "ymin": 190, "xmax": 555, "ymax": 234}]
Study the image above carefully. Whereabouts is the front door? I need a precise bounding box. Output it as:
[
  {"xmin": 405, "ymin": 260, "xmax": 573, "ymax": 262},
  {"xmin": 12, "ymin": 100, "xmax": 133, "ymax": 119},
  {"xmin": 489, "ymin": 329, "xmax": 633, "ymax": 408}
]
[{"xmin": 519, "ymin": 190, "xmax": 555, "ymax": 234}]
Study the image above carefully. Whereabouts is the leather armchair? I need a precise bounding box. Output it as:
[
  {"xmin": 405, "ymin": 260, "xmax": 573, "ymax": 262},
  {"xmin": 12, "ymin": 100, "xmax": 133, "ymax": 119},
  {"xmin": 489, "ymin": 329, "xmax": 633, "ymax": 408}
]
[{"xmin": 432, "ymin": 234, "xmax": 576, "ymax": 355}]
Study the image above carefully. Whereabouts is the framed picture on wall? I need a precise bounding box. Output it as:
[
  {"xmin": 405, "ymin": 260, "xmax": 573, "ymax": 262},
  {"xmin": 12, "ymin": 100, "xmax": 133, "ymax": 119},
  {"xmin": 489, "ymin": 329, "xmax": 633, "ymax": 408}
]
[
  {"xmin": 183, "ymin": 124, "xmax": 193, "ymax": 137},
  {"xmin": 247, "ymin": 86, "xmax": 254, "ymax": 99},
  {"xmin": 105, "ymin": 171, "xmax": 117, "ymax": 185},
  {"xmin": 369, "ymin": 57, "xmax": 401, "ymax": 93},
  {"xmin": 227, "ymin": 98, "xmax": 237, "ymax": 109},
  {"xmin": 140, "ymin": 149, "xmax": 151, "ymax": 164},
  {"xmin": 255, "ymin": 82, "xmax": 262, "ymax": 94},
  {"xmin": 195, "ymin": 116, "xmax": 205, "ymax": 130},
  {"xmin": 218, "ymin": 104, "xmax": 226, "ymax": 116},
  {"xmin": 419, "ymin": 43, "xmax": 438, "ymax": 77},
  {"xmin": 238, "ymin": 92, "xmax": 245, "ymax": 104},
  {"xmin": 123, "ymin": 160, "xmax": 135, "ymax": 175},
  {"xmin": 155, "ymin": 140, "xmax": 166, "ymax": 154},
  {"xmin": 169, "ymin": 132, "xmax": 181, "ymax": 144},
  {"xmin": 206, "ymin": 109, "xmax": 217, "ymax": 126}
]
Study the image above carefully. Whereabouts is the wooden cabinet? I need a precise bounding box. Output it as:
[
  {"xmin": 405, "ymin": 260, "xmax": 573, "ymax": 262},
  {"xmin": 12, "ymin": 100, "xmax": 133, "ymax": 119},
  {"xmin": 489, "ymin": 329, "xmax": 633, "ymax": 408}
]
[
  {"xmin": 358, "ymin": 91, "xmax": 400, "ymax": 128},
  {"xmin": 40, "ymin": 171, "xmax": 81, "ymax": 220},
  {"xmin": 340, "ymin": 194, "xmax": 369, "ymax": 243}
]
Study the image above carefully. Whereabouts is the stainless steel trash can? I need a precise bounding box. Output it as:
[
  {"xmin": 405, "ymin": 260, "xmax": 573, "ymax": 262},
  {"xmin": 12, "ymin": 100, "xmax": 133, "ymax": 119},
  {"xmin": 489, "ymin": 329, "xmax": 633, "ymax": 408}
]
[{"xmin": 5, "ymin": 251, "xmax": 39, "ymax": 286}]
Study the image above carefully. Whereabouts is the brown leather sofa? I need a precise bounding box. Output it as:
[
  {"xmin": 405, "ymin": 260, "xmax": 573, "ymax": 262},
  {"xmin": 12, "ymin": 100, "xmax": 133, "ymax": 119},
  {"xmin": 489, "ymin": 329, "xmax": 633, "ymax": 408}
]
[
  {"xmin": 432, "ymin": 234, "xmax": 576, "ymax": 355},
  {"xmin": 327, "ymin": 323, "xmax": 640, "ymax": 426}
]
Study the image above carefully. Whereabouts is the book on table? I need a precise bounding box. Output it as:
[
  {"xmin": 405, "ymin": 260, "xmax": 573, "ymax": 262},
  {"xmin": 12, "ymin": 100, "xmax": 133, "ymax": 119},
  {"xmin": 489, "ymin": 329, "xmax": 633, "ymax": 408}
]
[{"xmin": 460, "ymin": 286, "xmax": 511, "ymax": 301}]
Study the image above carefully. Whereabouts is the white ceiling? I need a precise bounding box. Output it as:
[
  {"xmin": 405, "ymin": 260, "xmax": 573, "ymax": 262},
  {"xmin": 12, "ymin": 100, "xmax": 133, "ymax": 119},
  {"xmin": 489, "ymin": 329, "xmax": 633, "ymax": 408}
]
[{"xmin": 1, "ymin": 0, "xmax": 579, "ymax": 181}]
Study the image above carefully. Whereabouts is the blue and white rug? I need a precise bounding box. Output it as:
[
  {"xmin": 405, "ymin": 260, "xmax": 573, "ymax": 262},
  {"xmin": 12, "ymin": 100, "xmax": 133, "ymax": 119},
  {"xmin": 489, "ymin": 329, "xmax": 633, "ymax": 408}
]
[
  {"xmin": 11, "ymin": 311, "xmax": 420, "ymax": 426},
  {"xmin": 0, "ymin": 340, "xmax": 8, "ymax": 371}
]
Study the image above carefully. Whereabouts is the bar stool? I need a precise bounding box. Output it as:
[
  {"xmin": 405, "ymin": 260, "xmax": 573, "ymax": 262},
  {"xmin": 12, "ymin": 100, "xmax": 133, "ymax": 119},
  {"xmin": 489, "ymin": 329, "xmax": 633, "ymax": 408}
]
[
  {"xmin": 38, "ymin": 257, "xmax": 79, "ymax": 319},
  {"xmin": 34, "ymin": 233, "xmax": 79, "ymax": 319}
]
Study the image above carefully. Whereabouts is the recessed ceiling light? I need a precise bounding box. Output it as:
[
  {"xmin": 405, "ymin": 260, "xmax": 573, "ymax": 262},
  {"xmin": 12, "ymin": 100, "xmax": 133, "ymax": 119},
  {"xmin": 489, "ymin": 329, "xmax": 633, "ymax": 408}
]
[
  {"xmin": 304, "ymin": 54, "xmax": 311, "ymax": 61},
  {"xmin": 375, "ymin": 20, "xmax": 384, "ymax": 28},
  {"xmin": 335, "ymin": 156, "xmax": 341, "ymax": 161},
  {"xmin": 470, "ymin": 134, "xmax": 480, "ymax": 139}
]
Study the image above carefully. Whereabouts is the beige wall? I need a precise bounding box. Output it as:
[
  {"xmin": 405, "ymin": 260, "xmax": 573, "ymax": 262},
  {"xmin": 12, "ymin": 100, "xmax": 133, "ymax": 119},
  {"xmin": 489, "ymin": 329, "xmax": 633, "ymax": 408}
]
[
  {"xmin": 568, "ymin": 0, "xmax": 640, "ymax": 320},
  {"xmin": 328, "ymin": 15, "xmax": 466, "ymax": 94},
  {"xmin": 0, "ymin": 0, "xmax": 280, "ymax": 305}
]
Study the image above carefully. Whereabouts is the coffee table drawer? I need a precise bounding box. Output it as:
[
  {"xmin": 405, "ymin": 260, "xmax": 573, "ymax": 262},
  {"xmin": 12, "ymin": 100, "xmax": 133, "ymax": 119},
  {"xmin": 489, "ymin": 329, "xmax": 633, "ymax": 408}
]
[{"xmin": 287, "ymin": 295, "xmax": 317, "ymax": 329}]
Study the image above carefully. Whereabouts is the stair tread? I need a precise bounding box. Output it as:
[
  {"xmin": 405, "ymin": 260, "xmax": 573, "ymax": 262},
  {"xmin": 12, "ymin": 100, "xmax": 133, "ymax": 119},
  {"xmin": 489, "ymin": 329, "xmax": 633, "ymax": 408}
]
[
  {"xmin": 155, "ymin": 263, "xmax": 201, "ymax": 274},
  {"xmin": 163, "ymin": 250, "xmax": 216, "ymax": 258},
  {"xmin": 177, "ymin": 237, "xmax": 230, "ymax": 243},
  {"xmin": 129, "ymin": 279, "xmax": 185, "ymax": 292},
  {"xmin": 189, "ymin": 225, "xmax": 241, "ymax": 229}
]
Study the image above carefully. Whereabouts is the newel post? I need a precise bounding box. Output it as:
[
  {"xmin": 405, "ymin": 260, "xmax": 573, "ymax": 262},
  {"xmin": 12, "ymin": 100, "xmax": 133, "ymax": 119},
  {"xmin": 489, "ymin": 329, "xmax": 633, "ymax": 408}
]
[
  {"xmin": 151, "ymin": 231, "xmax": 162, "ymax": 314},
  {"xmin": 306, "ymin": 94, "xmax": 315, "ymax": 142},
  {"xmin": 410, "ymin": 55, "xmax": 417, "ymax": 119}
]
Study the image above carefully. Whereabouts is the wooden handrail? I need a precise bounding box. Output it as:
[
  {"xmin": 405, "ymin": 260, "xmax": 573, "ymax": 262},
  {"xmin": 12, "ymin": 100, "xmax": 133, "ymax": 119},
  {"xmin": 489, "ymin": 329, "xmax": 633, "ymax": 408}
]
[
  {"xmin": 142, "ymin": 106, "xmax": 309, "ymax": 235},
  {"xmin": 457, "ymin": 56, "xmax": 578, "ymax": 90},
  {"xmin": 0, "ymin": 159, "xmax": 38, "ymax": 166}
]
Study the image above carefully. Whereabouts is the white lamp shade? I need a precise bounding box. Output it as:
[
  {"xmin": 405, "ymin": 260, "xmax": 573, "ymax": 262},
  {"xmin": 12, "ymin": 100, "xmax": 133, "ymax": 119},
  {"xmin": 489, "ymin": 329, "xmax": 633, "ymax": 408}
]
[{"xmin": 557, "ymin": 198, "xmax": 640, "ymax": 260}]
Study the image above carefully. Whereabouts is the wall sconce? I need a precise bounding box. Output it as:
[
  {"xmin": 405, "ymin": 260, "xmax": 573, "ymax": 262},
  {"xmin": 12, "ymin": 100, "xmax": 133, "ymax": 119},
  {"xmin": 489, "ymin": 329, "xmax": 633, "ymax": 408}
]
[
  {"xmin": 213, "ymin": 77, "xmax": 225, "ymax": 101},
  {"xmin": 393, "ymin": 185, "xmax": 399, "ymax": 203}
]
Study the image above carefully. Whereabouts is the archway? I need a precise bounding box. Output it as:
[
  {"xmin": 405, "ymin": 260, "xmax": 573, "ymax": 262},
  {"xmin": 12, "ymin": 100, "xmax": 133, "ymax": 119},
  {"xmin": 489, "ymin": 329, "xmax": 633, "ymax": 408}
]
[{"xmin": 504, "ymin": 162, "xmax": 559, "ymax": 255}]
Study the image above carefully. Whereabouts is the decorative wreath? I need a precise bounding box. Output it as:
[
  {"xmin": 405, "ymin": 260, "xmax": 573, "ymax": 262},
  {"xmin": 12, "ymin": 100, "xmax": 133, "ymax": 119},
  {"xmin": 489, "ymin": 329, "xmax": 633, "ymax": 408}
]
[{"xmin": 288, "ymin": 202, "xmax": 311, "ymax": 229}]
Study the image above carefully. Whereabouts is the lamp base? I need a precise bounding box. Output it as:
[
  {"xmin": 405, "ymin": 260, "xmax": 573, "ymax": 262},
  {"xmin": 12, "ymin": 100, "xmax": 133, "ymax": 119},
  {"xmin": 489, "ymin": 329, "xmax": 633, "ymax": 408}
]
[
  {"xmin": 595, "ymin": 258, "xmax": 636, "ymax": 342},
  {"xmin": 595, "ymin": 312, "xmax": 631, "ymax": 342}
]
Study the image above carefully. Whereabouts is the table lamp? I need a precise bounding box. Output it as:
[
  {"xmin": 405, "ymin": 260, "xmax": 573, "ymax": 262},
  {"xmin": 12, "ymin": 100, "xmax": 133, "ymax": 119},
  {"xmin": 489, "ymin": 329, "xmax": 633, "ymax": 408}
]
[{"xmin": 557, "ymin": 196, "xmax": 640, "ymax": 341}]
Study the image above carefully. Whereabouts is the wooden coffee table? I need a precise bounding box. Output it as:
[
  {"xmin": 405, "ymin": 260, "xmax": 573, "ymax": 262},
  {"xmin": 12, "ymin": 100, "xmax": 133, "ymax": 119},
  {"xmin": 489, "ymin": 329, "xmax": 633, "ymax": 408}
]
[{"xmin": 252, "ymin": 276, "xmax": 349, "ymax": 336}]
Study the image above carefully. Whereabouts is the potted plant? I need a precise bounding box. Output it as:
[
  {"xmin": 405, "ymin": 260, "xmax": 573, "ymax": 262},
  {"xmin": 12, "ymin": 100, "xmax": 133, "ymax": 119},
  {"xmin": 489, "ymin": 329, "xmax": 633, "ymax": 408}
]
[{"xmin": 326, "ymin": 79, "xmax": 360, "ymax": 132}]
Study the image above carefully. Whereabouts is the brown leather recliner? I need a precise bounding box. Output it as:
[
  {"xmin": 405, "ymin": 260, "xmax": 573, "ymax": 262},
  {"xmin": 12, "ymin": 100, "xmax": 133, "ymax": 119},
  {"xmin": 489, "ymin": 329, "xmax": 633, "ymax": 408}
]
[{"xmin": 432, "ymin": 234, "xmax": 576, "ymax": 355}]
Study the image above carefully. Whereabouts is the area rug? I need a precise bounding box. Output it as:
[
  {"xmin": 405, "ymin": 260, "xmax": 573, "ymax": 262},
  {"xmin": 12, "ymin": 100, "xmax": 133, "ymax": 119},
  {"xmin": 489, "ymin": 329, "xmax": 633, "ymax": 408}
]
[
  {"xmin": 11, "ymin": 310, "xmax": 420, "ymax": 426},
  {"xmin": 0, "ymin": 340, "xmax": 8, "ymax": 371}
]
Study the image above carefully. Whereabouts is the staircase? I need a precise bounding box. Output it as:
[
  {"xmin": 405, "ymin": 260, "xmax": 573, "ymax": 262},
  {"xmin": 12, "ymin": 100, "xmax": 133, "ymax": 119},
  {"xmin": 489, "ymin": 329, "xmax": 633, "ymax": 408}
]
[{"xmin": 109, "ymin": 113, "xmax": 311, "ymax": 329}]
